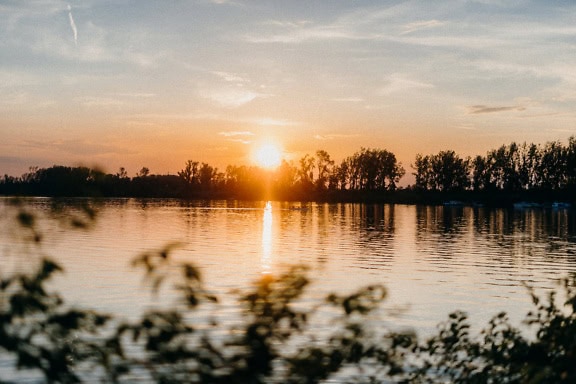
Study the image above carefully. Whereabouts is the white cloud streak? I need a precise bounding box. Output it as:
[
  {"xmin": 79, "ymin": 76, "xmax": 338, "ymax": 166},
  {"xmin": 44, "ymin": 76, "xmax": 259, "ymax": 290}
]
[
  {"xmin": 205, "ymin": 89, "xmax": 269, "ymax": 108},
  {"xmin": 400, "ymin": 20, "xmax": 445, "ymax": 35},
  {"xmin": 219, "ymin": 131, "xmax": 254, "ymax": 137},
  {"xmin": 314, "ymin": 133, "xmax": 360, "ymax": 141},
  {"xmin": 67, "ymin": 4, "xmax": 78, "ymax": 46},
  {"xmin": 379, "ymin": 74, "xmax": 434, "ymax": 95}
]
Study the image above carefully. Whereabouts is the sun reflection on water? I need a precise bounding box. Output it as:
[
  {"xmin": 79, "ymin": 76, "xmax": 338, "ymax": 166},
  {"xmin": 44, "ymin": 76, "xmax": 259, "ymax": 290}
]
[{"xmin": 261, "ymin": 201, "xmax": 273, "ymax": 274}]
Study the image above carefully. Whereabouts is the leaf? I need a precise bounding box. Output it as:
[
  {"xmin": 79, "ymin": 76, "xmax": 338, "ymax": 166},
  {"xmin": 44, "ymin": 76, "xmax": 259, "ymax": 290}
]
[{"xmin": 17, "ymin": 211, "xmax": 35, "ymax": 228}]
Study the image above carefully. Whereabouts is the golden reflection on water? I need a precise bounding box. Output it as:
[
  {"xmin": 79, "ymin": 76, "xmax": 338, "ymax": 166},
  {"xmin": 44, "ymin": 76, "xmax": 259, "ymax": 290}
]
[
  {"xmin": 3, "ymin": 198, "xmax": 576, "ymax": 335},
  {"xmin": 261, "ymin": 201, "xmax": 273, "ymax": 274}
]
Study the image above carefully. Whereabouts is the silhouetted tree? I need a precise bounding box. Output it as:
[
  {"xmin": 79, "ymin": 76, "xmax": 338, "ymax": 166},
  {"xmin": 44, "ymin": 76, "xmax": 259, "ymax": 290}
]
[
  {"xmin": 178, "ymin": 160, "xmax": 200, "ymax": 186},
  {"xmin": 413, "ymin": 151, "xmax": 469, "ymax": 192},
  {"xmin": 297, "ymin": 154, "xmax": 316, "ymax": 192},
  {"xmin": 272, "ymin": 160, "xmax": 298, "ymax": 195},
  {"xmin": 137, "ymin": 167, "xmax": 150, "ymax": 178},
  {"xmin": 198, "ymin": 163, "xmax": 217, "ymax": 190},
  {"xmin": 116, "ymin": 167, "xmax": 128, "ymax": 179},
  {"xmin": 537, "ymin": 141, "xmax": 567, "ymax": 189},
  {"xmin": 471, "ymin": 155, "xmax": 490, "ymax": 191},
  {"xmin": 314, "ymin": 150, "xmax": 334, "ymax": 191},
  {"xmin": 567, "ymin": 136, "xmax": 576, "ymax": 188},
  {"xmin": 343, "ymin": 148, "xmax": 404, "ymax": 191}
]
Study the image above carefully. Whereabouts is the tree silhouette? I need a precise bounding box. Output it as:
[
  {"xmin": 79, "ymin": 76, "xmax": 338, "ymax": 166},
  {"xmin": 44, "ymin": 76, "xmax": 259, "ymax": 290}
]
[
  {"xmin": 137, "ymin": 167, "xmax": 150, "ymax": 178},
  {"xmin": 413, "ymin": 150, "xmax": 468, "ymax": 192},
  {"xmin": 314, "ymin": 150, "xmax": 335, "ymax": 191},
  {"xmin": 178, "ymin": 160, "xmax": 200, "ymax": 186}
]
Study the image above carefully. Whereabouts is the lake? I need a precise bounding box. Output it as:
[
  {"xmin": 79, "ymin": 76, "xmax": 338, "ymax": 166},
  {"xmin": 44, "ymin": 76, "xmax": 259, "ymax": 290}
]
[{"xmin": 2, "ymin": 197, "xmax": 576, "ymax": 338}]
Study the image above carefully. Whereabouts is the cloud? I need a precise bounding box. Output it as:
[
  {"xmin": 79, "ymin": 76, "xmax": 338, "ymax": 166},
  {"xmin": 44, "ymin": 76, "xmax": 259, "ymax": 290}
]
[
  {"xmin": 205, "ymin": 89, "xmax": 269, "ymax": 108},
  {"xmin": 253, "ymin": 118, "xmax": 300, "ymax": 127},
  {"xmin": 263, "ymin": 20, "xmax": 312, "ymax": 28},
  {"xmin": 117, "ymin": 92, "xmax": 156, "ymax": 99},
  {"xmin": 400, "ymin": 20, "xmax": 445, "ymax": 35},
  {"xmin": 218, "ymin": 132, "xmax": 253, "ymax": 144},
  {"xmin": 379, "ymin": 74, "xmax": 433, "ymax": 95},
  {"xmin": 67, "ymin": 4, "xmax": 78, "ymax": 46},
  {"xmin": 467, "ymin": 105, "xmax": 526, "ymax": 114},
  {"xmin": 331, "ymin": 97, "xmax": 364, "ymax": 103},
  {"xmin": 243, "ymin": 5, "xmax": 444, "ymax": 44},
  {"xmin": 218, "ymin": 131, "xmax": 255, "ymax": 137},
  {"xmin": 78, "ymin": 96, "xmax": 125, "ymax": 108},
  {"xmin": 209, "ymin": 0, "xmax": 243, "ymax": 5},
  {"xmin": 314, "ymin": 133, "xmax": 360, "ymax": 141},
  {"xmin": 228, "ymin": 138, "xmax": 252, "ymax": 145},
  {"xmin": 212, "ymin": 71, "xmax": 250, "ymax": 84},
  {"xmin": 244, "ymin": 25, "xmax": 366, "ymax": 44},
  {"xmin": 22, "ymin": 139, "xmax": 136, "ymax": 156}
]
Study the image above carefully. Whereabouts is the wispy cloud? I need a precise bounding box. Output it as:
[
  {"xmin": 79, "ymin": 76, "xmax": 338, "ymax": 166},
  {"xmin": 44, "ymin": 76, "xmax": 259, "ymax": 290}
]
[
  {"xmin": 263, "ymin": 20, "xmax": 312, "ymax": 28},
  {"xmin": 243, "ymin": 4, "xmax": 446, "ymax": 44},
  {"xmin": 22, "ymin": 139, "xmax": 136, "ymax": 156},
  {"xmin": 400, "ymin": 20, "xmax": 445, "ymax": 35},
  {"xmin": 117, "ymin": 92, "xmax": 156, "ymax": 99},
  {"xmin": 331, "ymin": 97, "xmax": 364, "ymax": 103},
  {"xmin": 78, "ymin": 96, "xmax": 125, "ymax": 108},
  {"xmin": 67, "ymin": 4, "xmax": 78, "ymax": 46},
  {"xmin": 209, "ymin": 0, "xmax": 243, "ymax": 5},
  {"xmin": 205, "ymin": 89, "xmax": 269, "ymax": 108},
  {"xmin": 314, "ymin": 133, "xmax": 360, "ymax": 141},
  {"xmin": 467, "ymin": 105, "xmax": 526, "ymax": 114},
  {"xmin": 379, "ymin": 74, "xmax": 433, "ymax": 95},
  {"xmin": 228, "ymin": 138, "xmax": 252, "ymax": 145},
  {"xmin": 218, "ymin": 131, "xmax": 255, "ymax": 137},
  {"xmin": 212, "ymin": 71, "xmax": 250, "ymax": 84},
  {"xmin": 244, "ymin": 25, "xmax": 367, "ymax": 44},
  {"xmin": 253, "ymin": 118, "xmax": 300, "ymax": 127}
]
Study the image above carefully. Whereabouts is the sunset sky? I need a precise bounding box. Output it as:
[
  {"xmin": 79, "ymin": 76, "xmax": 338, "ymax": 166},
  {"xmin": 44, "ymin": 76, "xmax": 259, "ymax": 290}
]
[{"xmin": 1, "ymin": 0, "xmax": 575, "ymax": 182}]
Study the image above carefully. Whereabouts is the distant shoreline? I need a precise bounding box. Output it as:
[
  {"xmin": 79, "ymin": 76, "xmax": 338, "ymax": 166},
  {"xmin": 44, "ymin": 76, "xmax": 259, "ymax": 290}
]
[
  {"xmin": 2, "ymin": 138, "xmax": 575, "ymax": 206},
  {"xmin": 1, "ymin": 189, "xmax": 574, "ymax": 208}
]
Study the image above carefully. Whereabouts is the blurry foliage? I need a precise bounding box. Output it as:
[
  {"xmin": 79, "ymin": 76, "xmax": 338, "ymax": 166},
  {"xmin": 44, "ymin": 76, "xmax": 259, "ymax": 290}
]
[{"xmin": 1, "ymin": 199, "xmax": 576, "ymax": 382}]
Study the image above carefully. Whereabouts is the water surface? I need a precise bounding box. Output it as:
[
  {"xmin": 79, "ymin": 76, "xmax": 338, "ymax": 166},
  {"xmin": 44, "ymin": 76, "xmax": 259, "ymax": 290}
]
[{"xmin": 2, "ymin": 198, "xmax": 575, "ymax": 336}]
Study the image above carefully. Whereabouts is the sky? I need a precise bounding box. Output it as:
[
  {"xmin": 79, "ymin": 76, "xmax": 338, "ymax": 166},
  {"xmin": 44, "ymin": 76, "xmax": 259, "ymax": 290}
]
[{"xmin": 1, "ymin": 0, "xmax": 575, "ymax": 183}]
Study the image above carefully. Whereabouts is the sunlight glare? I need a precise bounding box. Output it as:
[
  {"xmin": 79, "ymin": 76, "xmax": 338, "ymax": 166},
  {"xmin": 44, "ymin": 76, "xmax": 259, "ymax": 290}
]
[
  {"xmin": 253, "ymin": 143, "xmax": 282, "ymax": 169},
  {"xmin": 261, "ymin": 201, "xmax": 273, "ymax": 274}
]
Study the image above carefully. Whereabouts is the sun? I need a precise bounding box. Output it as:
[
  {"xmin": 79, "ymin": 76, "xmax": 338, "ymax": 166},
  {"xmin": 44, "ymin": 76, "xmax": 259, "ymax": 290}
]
[{"xmin": 253, "ymin": 143, "xmax": 282, "ymax": 169}]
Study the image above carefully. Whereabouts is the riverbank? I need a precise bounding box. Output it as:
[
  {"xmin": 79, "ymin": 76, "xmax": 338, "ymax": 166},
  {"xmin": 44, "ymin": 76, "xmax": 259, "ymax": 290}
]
[{"xmin": 2, "ymin": 188, "xmax": 575, "ymax": 208}]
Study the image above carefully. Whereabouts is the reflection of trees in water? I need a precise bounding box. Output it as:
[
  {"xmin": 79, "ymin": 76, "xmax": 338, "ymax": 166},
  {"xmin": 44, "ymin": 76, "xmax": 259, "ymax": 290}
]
[
  {"xmin": 414, "ymin": 206, "xmax": 576, "ymax": 275},
  {"xmin": 414, "ymin": 206, "xmax": 471, "ymax": 265},
  {"xmin": 416, "ymin": 205, "xmax": 576, "ymax": 245},
  {"xmin": 416, "ymin": 205, "xmax": 468, "ymax": 238},
  {"xmin": 358, "ymin": 204, "xmax": 395, "ymax": 233},
  {"xmin": 478, "ymin": 208, "xmax": 575, "ymax": 245},
  {"xmin": 415, "ymin": 206, "xmax": 576, "ymax": 279},
  {"xmin": 275, "ymin": 203, "xmax": 398, "ymax": 269},
  {"xmin": 349, "ymin": 204, "xmax": 396, "ymax": 270}
]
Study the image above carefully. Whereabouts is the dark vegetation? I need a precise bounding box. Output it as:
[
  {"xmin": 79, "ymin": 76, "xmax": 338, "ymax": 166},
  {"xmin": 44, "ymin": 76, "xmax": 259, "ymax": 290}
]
[
  {"xmin": 1, "ymin": 138, "xmax": 576, "ymax": 205},
  {"xmin": 2, "ymin": 199, "xmax": 576, "ymax": 383}
]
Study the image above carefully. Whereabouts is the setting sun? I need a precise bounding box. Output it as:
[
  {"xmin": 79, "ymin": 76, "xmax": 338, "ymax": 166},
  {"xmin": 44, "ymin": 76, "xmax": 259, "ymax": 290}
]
[{"xmin": 253, "ymin": 143, "xmax": 282, "ymax": 169}]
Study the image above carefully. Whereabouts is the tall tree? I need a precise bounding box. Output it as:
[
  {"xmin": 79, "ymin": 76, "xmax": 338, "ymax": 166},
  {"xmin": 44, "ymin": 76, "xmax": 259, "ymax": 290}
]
[
  {"xmin": 178, "ymin": 160, "xmax": 200, "ymax": 186},
  {"xmin": 314, "ymin": 150, "xmax": 334, "ymax": 191}
]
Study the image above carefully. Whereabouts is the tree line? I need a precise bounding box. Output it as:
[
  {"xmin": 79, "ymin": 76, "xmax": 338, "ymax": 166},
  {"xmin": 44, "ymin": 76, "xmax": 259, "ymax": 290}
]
[
  {"xmin": 413, "ymin": 137, "xmax": 576, "ymax": 192},
  {"xmin": 1, "ymin": 138, "xmax": 575, "ymax": 202},
  {"xmin": 0, "ymin": 148, "xmax": 405, "ymax": 200}
]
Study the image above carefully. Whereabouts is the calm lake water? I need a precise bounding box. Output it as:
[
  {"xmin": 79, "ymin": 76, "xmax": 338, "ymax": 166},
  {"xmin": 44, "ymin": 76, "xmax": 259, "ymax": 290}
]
[{"xmin": 2, "ymin": 197, "xmax": 576, "ymax": 338}]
